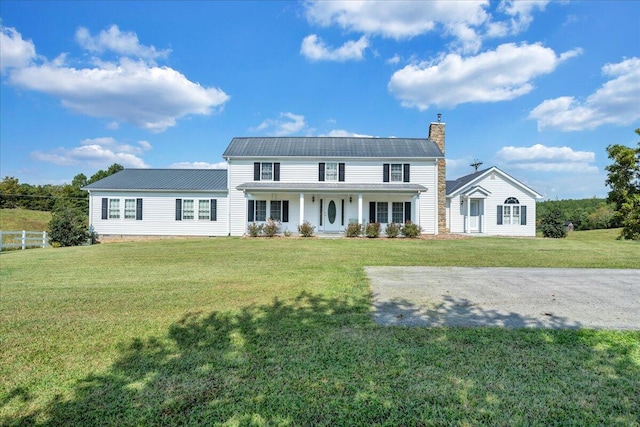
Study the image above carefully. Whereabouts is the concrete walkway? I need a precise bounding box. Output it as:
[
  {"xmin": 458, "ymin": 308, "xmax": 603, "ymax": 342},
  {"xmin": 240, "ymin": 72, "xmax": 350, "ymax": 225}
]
[{"xmin": 367, "ymin": 267, "xmax": 640, "ymax": 329}]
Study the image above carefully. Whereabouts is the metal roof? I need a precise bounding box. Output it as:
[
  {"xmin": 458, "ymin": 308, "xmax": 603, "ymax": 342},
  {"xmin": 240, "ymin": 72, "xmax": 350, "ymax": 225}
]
[
  {"xmin": 446, "ymin": 168, "xmax": 490, "ymax": 195},
  {"xmin": 223, "ymin": 137, "xmax": 444, "ymax": 159},
  {"xmin": 446, "ymin": 166, "xmax": 543, "ymax": 199},
  {"xmin": 237, "ymin": 182, "xmax": 427, "ymax": 192},
  {"xmin": 83, "ymin": 169, "xmax": 228, "ymax": 191}
]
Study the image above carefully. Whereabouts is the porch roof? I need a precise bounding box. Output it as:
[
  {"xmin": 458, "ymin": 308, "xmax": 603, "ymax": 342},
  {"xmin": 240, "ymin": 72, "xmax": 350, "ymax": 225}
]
[{"xmin": 237, "ymin": 182, "xmax": 427, "ymax": 193}]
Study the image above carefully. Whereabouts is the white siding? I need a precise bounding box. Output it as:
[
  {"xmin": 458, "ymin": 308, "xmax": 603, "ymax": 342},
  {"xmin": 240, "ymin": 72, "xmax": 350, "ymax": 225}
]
[{"xmin": 88, "ymin": 191, "xmax": 228, "ymax": 237}]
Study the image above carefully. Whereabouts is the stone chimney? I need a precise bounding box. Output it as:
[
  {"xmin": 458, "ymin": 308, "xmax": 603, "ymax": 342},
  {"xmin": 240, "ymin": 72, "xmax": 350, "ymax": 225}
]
[{"xmin": 428, "ymin": 114, "xmax": 447, "ymax": 234}]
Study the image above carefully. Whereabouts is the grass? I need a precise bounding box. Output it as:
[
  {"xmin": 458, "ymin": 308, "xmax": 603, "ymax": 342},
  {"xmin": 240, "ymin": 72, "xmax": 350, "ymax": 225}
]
[
  {"xmin": 0, "ymin": 208, "xmax": 51, "ymax": 232},
  {"xmin": 1, "ymin": 235, "xmax": 639, "ymax": 426}
]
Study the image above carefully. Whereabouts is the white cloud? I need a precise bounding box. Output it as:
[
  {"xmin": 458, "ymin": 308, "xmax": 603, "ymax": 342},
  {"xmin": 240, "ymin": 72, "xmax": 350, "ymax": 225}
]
[
  {"xmin": 75, "ymin": 25, "xmax": 171, "ymax": 61},
  {"xmin": 320, "ymin": 129, "xmax": 373, "ymax": 137},
  {"xmin": 388, "ymin": 43, "xmax": 581, "ymax": 110},
  {"xmin": 169, "ymin": 161, "xmax": 228, "ymax": 169},
  {"xmin": 31, "ymin": 137, "xmax": 151, "ymax": 168},
  {"xmin": 4, "ymin": 26, "xmax": 230, "ymax": 132},
  {"xmin": 300, "ymin": 34, "xmax": 369, "ymax": 62},
  {"xmin": 529, "ymin": 57, "xmax": 640, "ymax": 131},
  {"xmin": 0, "ymin": 25, "xmax": 36, "ymax": 72},
  {"xmin": 387, "ymin": 54, "xmax": 401, "ymax": 65},
  {"xmin": 496, "ymin": 144, "xmax": 597, "ymax": 173},
  {"xmin": 254, "ymin": 112, "xmax": 307, "ymax": 136}
]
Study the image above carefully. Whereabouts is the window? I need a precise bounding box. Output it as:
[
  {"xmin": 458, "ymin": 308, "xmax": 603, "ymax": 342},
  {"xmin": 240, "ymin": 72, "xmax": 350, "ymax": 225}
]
[
  {"xmin": 199, "ymin": 200, "xmax": 210, "ymax": 220},
  {"xmin": 254, "ymin": 162, "xmax": 280, "ymax": 181},
  {"xmin": 255, "ymin": 200, "xmax": 267, "ymax": 221},
  {"xmin": 391, "ymin": 164, "xmax": 403, "ymax": 182},
  {"xmin": 109, "ymin": 199, "xmax": 120, "ymax": 219},
  {"xmin": 182, "ymin": 199, "xmax": 194, "ymax": 220},
  {"xmin": 498, "ymin": 197, "xmax": 526, "ymax": 225},
  {"xmin": 392, "ymin": 202, "xmax": 404, "ymax": 223},
  {"xmin": 270, "ymin": 200, "xmax": 281, "ymax": 221},
  {"xmin": 325, "ymin": 163, "xmax": 338, "ymax": 181},
  {"xmin": 261, "ymin": 163, "xmax": 272, "ymax": 180},
  {"xmin": 124, "ymin": 199, "xmax": 136, "ymax": 219},
  {"xmin": 376, "ymin": 202, "xmax": 388, "ymax": 223}
]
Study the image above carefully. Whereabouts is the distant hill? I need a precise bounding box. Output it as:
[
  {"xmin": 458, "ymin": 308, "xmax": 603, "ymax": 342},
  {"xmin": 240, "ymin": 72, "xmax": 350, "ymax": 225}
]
[{"xmin": 0, "ymin": 208, "xmax": 52, "ymax": 232}]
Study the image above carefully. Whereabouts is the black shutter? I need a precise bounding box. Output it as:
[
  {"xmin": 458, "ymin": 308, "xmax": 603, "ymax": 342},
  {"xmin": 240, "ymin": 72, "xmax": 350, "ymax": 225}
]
[
  {"xmin": 319, "ymin": 199, "xmax": 323, "ymax": 226},
  {"xmin": 319, "ymin": 163, "xmax": 325, "ymax": 181},
  {"xmin": 521, "ymin": 206, "xmax": 527, "ymax": 225},
  {"xmin": 405, "ymin": 201, "xmax": 411, "ymax": 223},
  {"xmin": 369, "ymin": 202, "xmax": 376, "ymax": 223},
  {"xmin": 383, "ymin": 164, "xmax": 390, "ymax": 182},
  {"xmin": 282, "ymin": 200, "xmax": 289, "ymax": 223},
  {"xmin": 136, "ymin": 198, "xmax": 143, "ymax": 220},
  {"xmin": 274, "ymin": 163, "xmax": 280, "ymax": 181},
  {"xmin": 211, "ymin": 199, "xmax": 217, "ymax": 221},
  {"xmin": 339, "ymin": 163, "xmax": 345, "ymax": 182},
  {"xmin": 254, "ymin": 162, "xmax": 261, "ymax": 181},
  {"xmin": 403, "ymin": 164, "xmax": 410, "ymax": 182},
  {"xmin": 341, "ymin": 199, "xmax": 345, "ymax": 226},
  {"xmin": 175, "ymin": 199, "xmax": 182, "ymax": 221},
  {"xmin": 101, "ymin": 198, "xmax": 108, "ymax": 220},
  {"xmin": 248, "ymin": 200, "xmax": 255, "ymax": 222},
  {"xmin": 497, "ymin": 206, "xmax": 503, "ymax": 225}
]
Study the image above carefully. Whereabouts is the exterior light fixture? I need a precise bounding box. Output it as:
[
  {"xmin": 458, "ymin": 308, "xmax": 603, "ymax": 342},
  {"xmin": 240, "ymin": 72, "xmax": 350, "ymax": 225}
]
[
  {"xmin": 349, "ymin": 196, "xmax": 352, "ymax": 203},
  {"xmin": 312, "ymin": 196, "xmax": 315, "ymax": 203}
]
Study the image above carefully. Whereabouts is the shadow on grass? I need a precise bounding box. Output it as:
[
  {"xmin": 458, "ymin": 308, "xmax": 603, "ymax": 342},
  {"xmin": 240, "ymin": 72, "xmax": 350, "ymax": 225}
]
[{"xmin": 4, "ymin": 291, "xmax": 639, "ymax": 426}]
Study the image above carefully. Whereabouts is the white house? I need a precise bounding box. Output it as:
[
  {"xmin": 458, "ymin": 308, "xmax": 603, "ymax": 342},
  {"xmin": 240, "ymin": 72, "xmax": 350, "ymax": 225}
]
[{"xmin": 84, "ymin": 120, "xmax": 541, "ymax": 238}]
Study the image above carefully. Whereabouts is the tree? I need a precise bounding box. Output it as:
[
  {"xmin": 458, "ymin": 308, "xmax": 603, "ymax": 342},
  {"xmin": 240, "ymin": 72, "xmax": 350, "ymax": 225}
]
[
  {"xmin": 89, "ymin": 163, "xmax": 124, "ymax": 184},
  {"xmin": 605, "ymin": 129, "xmax": 640, "ymax": 240},
  {"xmin": 0, "ymin": 176, "xmax": 21, "ymax": 208},
  {"xmin": 48, "ymin": 205, "xmax": 90, "ymax": 247},
  {"xmin": 539, "ymin": 204, "xmax": 567, "ymax": 238}
]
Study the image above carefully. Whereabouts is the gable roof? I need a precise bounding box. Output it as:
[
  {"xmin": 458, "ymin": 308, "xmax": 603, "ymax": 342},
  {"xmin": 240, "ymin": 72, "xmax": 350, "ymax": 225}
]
[
  {"xmin": 223, "ymin": 137, "xmax": 444, "ymax": 159},
  {"xmin": 83, "ymin": 169, "xmax": 228, "ymax": 191},
  {"xmin": 446, "ymin": 166, "xmax": 542, "ymax": 199}
]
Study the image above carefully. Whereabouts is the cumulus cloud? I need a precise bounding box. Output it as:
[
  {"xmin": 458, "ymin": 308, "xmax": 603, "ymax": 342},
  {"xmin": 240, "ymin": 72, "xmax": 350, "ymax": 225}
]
[
  {"xmin": 75, "ymin": 25, "xmax": 171, "ymax": 61},
  {"xmin": 320, "ymin": 129, "xmax": 373, "ymax": 137},
  {"xmin": 0, "ymin": 24, "xmax": 36, "ymax": 72},
  {"xmin": 300, "ymin": 34, "xmax": 369, "ymax": 62},
  {"xmin": 4, "ymin": 25, "xmax": 229, "ymax": 132},
  {"xmin": 496, "ymin": 144, "xmax": 597, "ymax": 173},
  {"xmin": 529, "ymin": 57, "xmax": 640, "ymax": 131},
  {"xmin": 254, "ymin": 112, "xmax": 307, "ymax": 136},
  {"xmin": 169, "ymin": 161, "xmax": 228, "ymax": 169},
  {"xmin": 388, "ymin": 43, "xmax": 581, "ymax": 110},
  {"xmin": 31, "ymin": 137, "xmax": 151, "ymax": 168}
]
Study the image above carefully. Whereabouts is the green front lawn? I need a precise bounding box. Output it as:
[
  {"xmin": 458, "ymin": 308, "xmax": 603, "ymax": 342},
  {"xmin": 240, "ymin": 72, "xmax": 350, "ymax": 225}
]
[{"xmin": 1, "ymin": 236, "xmax": 638, "ymax": 426}]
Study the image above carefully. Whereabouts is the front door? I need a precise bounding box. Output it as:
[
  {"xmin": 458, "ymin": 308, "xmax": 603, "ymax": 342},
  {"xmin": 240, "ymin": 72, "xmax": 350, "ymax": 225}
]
[
  {"xmin": 469, "ymin": 200, "xmax": 480, "ymax": 232},
  {"xmin": 321, "ymin": 198, "xmax": 341, "ymax": 232}
]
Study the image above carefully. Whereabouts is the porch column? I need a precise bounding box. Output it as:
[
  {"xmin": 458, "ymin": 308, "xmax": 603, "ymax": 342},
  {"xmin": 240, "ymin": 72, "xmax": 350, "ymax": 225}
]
[
  {"xmin": 299, "ymin": 193, "xmax": 305, "ymax": 225},
  {"xmin": 465, "ymin": 197, "xmax": 470, "ymax": 233},
  {"xmin": 357, "ymin": 193, "xmax": 363, "ymax": 225},
  {"xmin": 414, "ymin": 193, "xmax": 420, "ymax": 229}
]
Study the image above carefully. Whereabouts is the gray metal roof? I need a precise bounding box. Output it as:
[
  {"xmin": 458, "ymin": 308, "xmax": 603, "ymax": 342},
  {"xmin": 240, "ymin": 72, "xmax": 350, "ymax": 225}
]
[
  {"xmin": 446, "ymin": 167, "xmax": 490, "ymax": 195},
  {"xmin": 223, "ymin": 137, "xmax": 444, "ymax": 159},
  {"xmin": 237, "ymin": 182, "xmax": 427, "ymax": 193},
  {"xmin": 83, "ymin": 169, "xmax": 228, "ymax": 191}
]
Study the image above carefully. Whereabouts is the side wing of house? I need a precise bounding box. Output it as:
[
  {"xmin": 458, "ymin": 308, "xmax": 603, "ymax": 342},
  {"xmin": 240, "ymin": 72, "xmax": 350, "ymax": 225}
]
[{"xmin": 447, "ymin": 167, "xmax": 541, "ymax": 237}]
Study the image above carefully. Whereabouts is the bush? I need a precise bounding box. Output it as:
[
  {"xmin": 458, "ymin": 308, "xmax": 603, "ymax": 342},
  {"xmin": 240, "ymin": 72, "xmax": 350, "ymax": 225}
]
[
  {"xmin": 48, "ymin": 207, "xmax": 90, "ymax": 247},
  {"xmin": 247, "ymin": 222, "xmax": 263, "ymax": 237},
  {"xmin": 345, "ymin": 222, "xmax": 363, "ymax": 237},
  {"xmin": 365, "ymin": 222, "xmax": 381, "ymax": 238},
  {"xmin": 539, "ymin": 205, "xmax": 567, "ymax": 238},
  {"xmin": 263, "ymin": 218, "xmax": 280, "ymax": 237},
  {"xmin": 401, "ymin": 222, "xmax": 421, "ymax": 238},
  {"xmin": 298, "ymin": 221, "xmax": 315, "ymax": 237},
  {"xmin": 384, "ymin": 222, "xmax": 401, "ymax": 238}
]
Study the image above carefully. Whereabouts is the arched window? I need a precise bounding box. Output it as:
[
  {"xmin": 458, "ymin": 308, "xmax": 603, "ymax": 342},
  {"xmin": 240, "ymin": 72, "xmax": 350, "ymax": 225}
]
[{"xmin": 498, "ymin": 197, "xmax": 526, "ymax": 225}]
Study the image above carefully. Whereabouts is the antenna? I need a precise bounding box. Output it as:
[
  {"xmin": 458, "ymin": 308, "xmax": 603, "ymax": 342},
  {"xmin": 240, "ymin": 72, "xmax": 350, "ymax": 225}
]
[{"xmin": 470, "ymin": 159, "xmax": 483, "ymax": 172}]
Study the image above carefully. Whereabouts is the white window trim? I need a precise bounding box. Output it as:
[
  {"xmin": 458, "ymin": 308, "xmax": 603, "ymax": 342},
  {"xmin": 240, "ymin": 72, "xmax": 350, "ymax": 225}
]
[
  {"xmin": 390, "ymin": 164, "xmax": 403, "ymax": 182},
  {"xmin": 124, "ymin": 198, "xmax": 136, "ymax": 220},
  {"xmin": 325, "ymin": 162, "xmax": 338, "ymax": 181},
  {"xmin": 261, "ymin": 163, "xmax": 273, "ymax": 181},
  {"xmin": 109, "ymin": 199, "xmax": 120, "ymax": 219}
]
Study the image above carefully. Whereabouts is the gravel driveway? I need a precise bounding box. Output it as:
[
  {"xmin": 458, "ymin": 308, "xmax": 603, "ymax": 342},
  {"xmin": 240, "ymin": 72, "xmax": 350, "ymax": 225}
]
[{"xmin": 367, "ymin": 267, "xmax": 640, "ymax": 329}]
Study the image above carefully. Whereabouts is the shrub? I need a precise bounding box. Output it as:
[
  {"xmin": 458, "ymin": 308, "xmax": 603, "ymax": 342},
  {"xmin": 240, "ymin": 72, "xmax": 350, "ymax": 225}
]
[
  {"xmin": 345, "ymin": 222, "xmax": 363, "ymax": 238},
  {"xmin": 283, "ymin": 229, "xmax": 291, "ymax": 237},
  {"xmin": 539, "ymin": 205, "xmax": 567, "ymax": 238},
  {"xmin": 365, "ymin": 222, "xmax": 381, "ymax": 238},
  {"xmin": 48, "ymin": 206, "xmax": 90, "ymax": 247},
  {"xmin": 298, "ymin": 221, "xmax": 315, "ymax": 237},
  {"xmin": 263, "ymin": 218, "xmax": 280, "ymax": 237},
  {"xmin": 401, "ymin": 222, "xmax": 421, "ymax": 238},
  {"xmin": 247, "ymin": 222, "xmax": 263, "ymax": 237},
  {"xmin": 385, "ymin": 222, "xmax": 401, "ymax": 238}
]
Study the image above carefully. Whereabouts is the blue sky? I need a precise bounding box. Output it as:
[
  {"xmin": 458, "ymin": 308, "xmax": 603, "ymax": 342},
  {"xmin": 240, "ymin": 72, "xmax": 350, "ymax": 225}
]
[{"xmin": 1, "ymin": 0, "xmax": 638, "ymax": 200}]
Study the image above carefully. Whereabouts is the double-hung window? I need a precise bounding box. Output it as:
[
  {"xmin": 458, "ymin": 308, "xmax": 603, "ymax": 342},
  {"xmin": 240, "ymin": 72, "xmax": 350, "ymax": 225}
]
[
  {"xmin": 182, "ymin": 199, "xmax": 195, "ymax": 220},
  {"xmin": 109, "ymin": 199, "xmax": 120, "ymax": 219},
  {"xmin": 255, "ymin": 200, "xmax": 267, "ymax": 222},
  {"xmin": 390, "ymin": 164, "xmax": 403, "ymax": 182},
  {"xmin": 392, "ymin": 202, "xmax": 404, "ymax": 224},
  {"xmin": 261, "ymin": 163, "xmax": 272, "ymax": 181},
  {"xmin": 383, "ymin": 163, "xmax": 410, "ymax": 182},
  {"xmin": 325, "ymin": 163, "xmax": 338, "ymax": 181},
  {"xmin": 198, "ymin": 200, "xmax": 210, "ymax": 220},
  {"xmin": 124, "ymin": 199, "xmax": 136, "ymax": 219},
  {"xmin": 498, "ymin": 197, "xmax": 526, "ymax": 225},
  {"xmin": 254, "ymin": 162, "xmax": 280, "ymax": 181},
  {"xmin": 376, "ymin": 202, "xmax": 388, "ymax": 224},
  {"xmin": 319, "ymin": 163, "xmax": 345, "ymax": 181},
  {"xmin": 270, "ymin": 201, "xmax": 282, "ymax": 221}
]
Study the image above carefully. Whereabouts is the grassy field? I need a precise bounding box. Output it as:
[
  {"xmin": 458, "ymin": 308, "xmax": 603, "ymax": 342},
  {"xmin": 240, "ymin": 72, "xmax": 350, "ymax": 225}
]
[
  {"xmin": 0, "ymin": 208, "xmax": 51, "ymax": 232},
  {"xmin": 1, "ymin": 234, "xmax": 639, "ymax": 426}
]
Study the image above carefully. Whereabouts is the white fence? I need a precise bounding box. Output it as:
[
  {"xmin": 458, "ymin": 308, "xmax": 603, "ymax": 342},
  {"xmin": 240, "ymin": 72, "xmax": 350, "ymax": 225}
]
[{"xmin": 0, "ymin": 230, "xmax": 49, "ymax": 251}]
